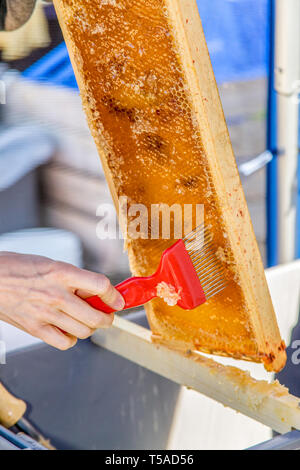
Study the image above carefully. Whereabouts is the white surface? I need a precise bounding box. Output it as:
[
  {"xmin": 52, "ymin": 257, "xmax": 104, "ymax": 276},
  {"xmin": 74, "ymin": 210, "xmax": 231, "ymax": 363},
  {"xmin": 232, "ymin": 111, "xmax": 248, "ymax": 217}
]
[
  {"xmin": 167, "ymin": 260, "xmax": 300, "ymax": 450},
  {"xmin": 0, "ymin": 125, "xmax": 53, "ymax": 190},
  {"xmin": 0, "ymin": 228, "xmax": 83, "ymax": 352},
  {"xmin": 5, "ymin": 78, "xmax": 102, "ymax": 175}
]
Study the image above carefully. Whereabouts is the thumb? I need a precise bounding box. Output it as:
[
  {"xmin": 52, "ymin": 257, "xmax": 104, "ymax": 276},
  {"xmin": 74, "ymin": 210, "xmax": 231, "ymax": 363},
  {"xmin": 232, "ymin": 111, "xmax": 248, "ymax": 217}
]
[
  {"xmin": 62, "ymin": 265, "xmax": 125, "ymax": 311},
  {"xmin": 76, "ymin": 286, "xmax": 124, "ymax": 311}
]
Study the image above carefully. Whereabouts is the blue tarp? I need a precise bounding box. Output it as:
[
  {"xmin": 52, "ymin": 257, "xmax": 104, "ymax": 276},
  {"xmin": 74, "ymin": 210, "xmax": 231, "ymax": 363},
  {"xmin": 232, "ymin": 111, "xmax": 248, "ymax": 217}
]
[
  {"xmin": 198, "ymin": 0, "xmax": 268, "ymax": 82},
  {"xmin": 24, "ymin": 0, "xmax": 268, "ymax": 87}
]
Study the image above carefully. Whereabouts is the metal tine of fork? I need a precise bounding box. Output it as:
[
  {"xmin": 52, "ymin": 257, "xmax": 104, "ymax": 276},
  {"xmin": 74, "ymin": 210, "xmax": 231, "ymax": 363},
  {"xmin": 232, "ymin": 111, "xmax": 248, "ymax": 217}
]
[
  {"xmin": 185, "ymin": 232, "xmax": 212, "ymax": 247},
  {"xmin": 186, "ymin": 222, "xmax": 209, "ymax": 236},
  {"xmin": 191, "ymin": 242, "xmax": 221, "ymax": 262},
  {"xmin": 184, "ymin": 224, "xmax": 228, "ymax": 299},
  {"xmin": 188, "ymin": 236, "xmax": 211, "ymax": 252},
  {"xmin": 191, "ymin": 252, "xmax": 215, "ymax": 268},
  {"xmin": 206, "ymin": 273, "xmax": 226, "ymax": 290},
  {"xmin": 196, "ymin": 261, "xmax": 225, "ymax": 282},
  {"xmin": 183, "ymin": 228, "xmax": 205, "ymax": 244},
  {"xmin": 198, "ymin": 265, "xmax": 225, "ymax": 286},
  {"xmin": 185, "ymin": 228, "xmax": 212, "ymax": 247},
  {"xmin": 188, "ymin": 241, "xmax": 214, "ymax": 259},
  {"xmin": 183, "ymin": 222, "xmax": 205, "ymax": 242},
  {"xmin": 206, "ymin": 284, "xmax": 227, "ymax": 299},
  {"xmin": 184, "ymin": 223, "xmax": 206, "ymax": 240},
  {"xmin": 193, "ymin": 251, "xmax": 221, "ymax": 271},
  {"xmin": 204, "ymin": 284, "xmax": 226, "ymax": 297},
  {"xmin": 194, "ymin": 258, "xmax": 220, "ymax": 277},
  {"xmin": 189, "ymin": 235, "xmax": 214, "ymax": 254},
  {"xmin": 198, "ymin": 269, "xmax": 224, "ymax": 287},
  {"xmin": 190, "ymin": 242, "xmax": 215, "ymax": 262},
  {"xmin": 204, "ymin": 277, "xmax": 227, "ymax": 294},
  {"xmin": 200, "ymin": 263, "xmax": 225, "ymax": 278},
  {"xmin": 193, "ymin": 258, "xmax": 217, "ymax": 277},
  {"xmin": 185, "ymin": 234, "xmax": 211, "ymax": 253},
  {"xmin": 190, "ymin": 246, "xmax": 214, "ymax": 264},
  {"xmin": 190, "ymin": 246, "xmax": 215, "ymax": 265},
  {"xmin": 200, "ymin": 272, "xmax": 225, "ymax": 289},
  {"xmin": 200, "ymin": 263, "xmax": 225, "ymax": 282},
  {"xmin": 188, "ymin": 236, "xmax": 213, "ymax": 256},
  {"xmin": 194, "ymin": 256, "xmax": 220, "ymax": 276},
  {"xmin": 184, "ymin": 229, "xmax": 211, "ymax": 249},
  {"xmin": 201, "ymin": 274, "xmax": 225, "ymax": 291},
  {"xmin": 199, "ymin": 273, "xmax": 225, "ymax": 291},
  {"xmin": 193, "ymin": 256, "xmax": 216, "ymax": 272},
  {"xmin": 205, "ymin": 279, "xmax": 228, "ymax": 294},
  {"xmin": 192, "ymin": 254, "xmax": 214, "ymax": 267}
]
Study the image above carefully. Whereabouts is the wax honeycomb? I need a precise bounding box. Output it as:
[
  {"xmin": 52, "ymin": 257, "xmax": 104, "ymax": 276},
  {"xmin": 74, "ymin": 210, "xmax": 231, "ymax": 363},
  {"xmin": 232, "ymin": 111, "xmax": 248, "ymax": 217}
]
[{"xmin": 54, "ymin": 0, "xmax": 286, "ymax": 371}]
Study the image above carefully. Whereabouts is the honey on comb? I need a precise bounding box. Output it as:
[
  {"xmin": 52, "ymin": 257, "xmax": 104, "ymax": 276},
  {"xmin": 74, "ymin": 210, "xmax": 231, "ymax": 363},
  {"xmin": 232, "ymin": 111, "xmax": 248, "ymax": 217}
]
[{"xmin": 56, "ymin": 0, "xmax": 286, "ymax": 371}]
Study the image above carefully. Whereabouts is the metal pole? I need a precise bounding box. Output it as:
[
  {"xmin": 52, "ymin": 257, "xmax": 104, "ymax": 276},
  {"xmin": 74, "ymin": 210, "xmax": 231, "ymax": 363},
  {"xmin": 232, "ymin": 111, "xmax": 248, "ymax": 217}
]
[
  {"xmin": 267, "ymin": 0, "xmax": 278, "ymax": 267},
  {"xmin": 274, "ymin": 0, "xmax": 300, "ymax": 263}
]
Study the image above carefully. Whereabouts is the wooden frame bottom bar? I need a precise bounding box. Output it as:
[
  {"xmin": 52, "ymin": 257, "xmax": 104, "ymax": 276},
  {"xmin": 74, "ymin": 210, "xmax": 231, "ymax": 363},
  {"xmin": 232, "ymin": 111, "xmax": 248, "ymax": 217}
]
[{"xmin": 92, "ymin": 316, "xmax": 300, "ymax": 434}]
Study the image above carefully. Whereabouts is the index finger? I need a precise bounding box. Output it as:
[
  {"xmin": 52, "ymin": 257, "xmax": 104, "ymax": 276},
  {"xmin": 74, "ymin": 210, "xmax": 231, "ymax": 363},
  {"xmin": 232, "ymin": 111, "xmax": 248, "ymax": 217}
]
[{"xmin": 57, "ymin": 264, "xmax": 125, "ymax": 311}]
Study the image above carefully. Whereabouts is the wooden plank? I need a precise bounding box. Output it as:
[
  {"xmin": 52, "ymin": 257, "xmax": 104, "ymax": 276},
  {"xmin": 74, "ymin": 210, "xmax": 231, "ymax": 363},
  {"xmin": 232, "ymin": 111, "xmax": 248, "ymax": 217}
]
[
  {"xmin": 92, "ymin": 316, "xmax": 300, "ymax": 434},
  {"xmin": 53, "ymin": 0, "xmax": 285, "ymax": 371}
]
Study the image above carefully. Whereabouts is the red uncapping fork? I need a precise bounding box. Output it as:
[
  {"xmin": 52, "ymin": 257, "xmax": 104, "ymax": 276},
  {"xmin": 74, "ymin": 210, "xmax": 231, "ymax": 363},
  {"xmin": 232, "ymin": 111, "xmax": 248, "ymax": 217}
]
[{"xmin": 86, "ymin": 224, "xmax": 228, "ymax": 313}]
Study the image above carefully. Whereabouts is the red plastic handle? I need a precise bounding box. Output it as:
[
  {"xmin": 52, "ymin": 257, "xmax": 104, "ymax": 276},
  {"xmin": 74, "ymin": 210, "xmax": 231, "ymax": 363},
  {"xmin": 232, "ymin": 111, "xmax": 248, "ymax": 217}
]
[
  {"xmin": 85, "ymin": 239, "xmax": 206, "ymax": 313},
  {"xmin": 85, "ymin": 275, "xmax": 159, "ymax": 314}
]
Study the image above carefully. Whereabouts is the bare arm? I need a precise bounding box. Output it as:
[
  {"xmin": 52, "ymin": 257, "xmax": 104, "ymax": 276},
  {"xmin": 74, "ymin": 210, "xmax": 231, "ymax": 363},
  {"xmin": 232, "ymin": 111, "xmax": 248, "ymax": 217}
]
[{"xmin": 0, "ymin": 252, "xmax": 125, "ymax": 350}]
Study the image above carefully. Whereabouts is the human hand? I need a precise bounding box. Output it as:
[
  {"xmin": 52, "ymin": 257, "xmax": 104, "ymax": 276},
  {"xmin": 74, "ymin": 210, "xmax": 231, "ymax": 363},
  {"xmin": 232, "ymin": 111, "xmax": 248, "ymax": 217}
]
[{"xmin": 0, "ymin": 252, "xmax": 124, "ymax": 350}]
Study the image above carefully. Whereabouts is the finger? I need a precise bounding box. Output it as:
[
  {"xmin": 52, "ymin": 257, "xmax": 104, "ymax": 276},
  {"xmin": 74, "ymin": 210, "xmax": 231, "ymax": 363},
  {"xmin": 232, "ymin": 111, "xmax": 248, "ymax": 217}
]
[
  {"xmin": 2, "ymin": 314, "xmax": 78, "ymax": 350},
  {"xmin": 38, "ymin": 325, "xmax": 78, "ymax": 351},
  {"xmin": 59, "ymin": 291, "xmax": 115, "ymax": 329},
  {"xmin": 44, "ymin": 308, "xmax": 95, "ymax": 340},
  {"xmin": 75, "ymin": 288, "xmax": 122, "ymax": 312},
  {"xmin": 75, "ymin": 289, "xmax": 96, "ymax": 299},
  {"xmin": 91, "ymin": 283, "xmax": 124, "ymax": 311},
  {"xmin": 59, "ymin": 265, "xmax": 125, "ymax": 311}
]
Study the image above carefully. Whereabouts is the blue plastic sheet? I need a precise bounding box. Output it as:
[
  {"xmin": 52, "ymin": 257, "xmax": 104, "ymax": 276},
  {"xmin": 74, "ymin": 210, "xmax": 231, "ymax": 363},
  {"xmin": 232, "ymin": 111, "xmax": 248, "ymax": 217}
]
[
  {"xmin": 197, "ymin": 0, "xmax": 268, "ymax": 82},
  {"xmin": 23, "ymin": 0, "xmax": 268, "ymax": 88},
  {"xmin": 23, "ymin": 42, "xmax": 78, "ymax": 89}
]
